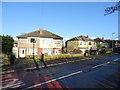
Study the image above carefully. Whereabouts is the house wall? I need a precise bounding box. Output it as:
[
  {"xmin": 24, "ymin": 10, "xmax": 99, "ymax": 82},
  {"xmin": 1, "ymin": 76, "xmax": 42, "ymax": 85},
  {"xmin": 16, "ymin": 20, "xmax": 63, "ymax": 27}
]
[
  {"xmin": 12, "ymin": 47, "xmax": 18, "ymax": 58},
  {"xmin": 67, "ymin": 40, "xmax": 97, "ymax": 53},
  {"xmin": 18, "ymin": 37, "xmax": 63, "ymax": 58},
  {"xmin": 40, "ymin": 38, "xmax": 53, "ymax": 48},
  {"xmin": 87, "ymin": 41, "xmax": 96, "ymax": 49},
  {"xmin": 78, "ymin": 41, "xmax": 88, "ymax": 49},
  {"xmin": 53, "ymin": 39, "xmax": 63, "ymax": 48},
  {"xmin": 67, "ymin": 41, "xmax": 79, "ymax": 53}
]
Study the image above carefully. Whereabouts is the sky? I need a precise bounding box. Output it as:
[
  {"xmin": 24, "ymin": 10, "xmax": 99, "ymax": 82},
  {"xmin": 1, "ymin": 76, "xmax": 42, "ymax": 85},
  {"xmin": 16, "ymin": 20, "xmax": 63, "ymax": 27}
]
[{"xmin": 2, "ymin": 2, "xmax": 118, "ymax": 40}]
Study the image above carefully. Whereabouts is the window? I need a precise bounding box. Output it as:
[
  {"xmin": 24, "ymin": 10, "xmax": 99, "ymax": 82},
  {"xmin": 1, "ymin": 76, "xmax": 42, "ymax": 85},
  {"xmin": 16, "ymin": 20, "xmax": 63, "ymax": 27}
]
[
  {"xmin": 80, "ymin": 42, "xmax": 82, "ymax": 45},
  {"xmin": 42, "ymin": 48, "xmax": 52, "ymax": 55},
  {"xmin": 55, "ymin": 41, "xmax": 61, "ymax": 44},
  {"xmin": 84, "ymin": 42, "xmax": 86, "ymax": 45},
  {"xmin": 20, "ymin": 39, "xmax": 26, "ymax": 43},
  {"xmin": 89, "ymin": 42, "xmax": 91, "ymax": 45},
  {"xmin": 43, "ymin": 39, "xmax": 49, "ymax": 44},
  {"xmin": 27, "ymin": 48, "xmax": 37, "ymax": 55}
]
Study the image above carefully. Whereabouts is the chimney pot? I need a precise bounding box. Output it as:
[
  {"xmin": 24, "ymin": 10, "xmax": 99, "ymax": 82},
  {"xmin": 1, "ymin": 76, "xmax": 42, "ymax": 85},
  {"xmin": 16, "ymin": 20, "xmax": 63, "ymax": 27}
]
[{"xmin": 39, "ymin": 29, "xmax": 43, "ymax": 34}]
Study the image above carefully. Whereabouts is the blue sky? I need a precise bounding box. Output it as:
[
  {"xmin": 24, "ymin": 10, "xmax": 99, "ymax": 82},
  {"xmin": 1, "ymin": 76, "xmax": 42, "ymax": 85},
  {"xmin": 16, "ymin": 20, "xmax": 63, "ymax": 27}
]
[{"xmin": 2, "ymin": 2, "xmax": 118, "ymax": 40}]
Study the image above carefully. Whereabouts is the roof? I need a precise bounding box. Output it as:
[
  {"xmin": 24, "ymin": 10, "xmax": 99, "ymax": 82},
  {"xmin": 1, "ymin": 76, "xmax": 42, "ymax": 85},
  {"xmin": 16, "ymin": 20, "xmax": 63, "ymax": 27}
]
[
  {"xmin": 17, "ymin": 29, "xmax": 63, "ymax": 39},
  {"xmin": 94, "ymin": 38, "xmax": 105, "ymax": 43},
  {"xmin": 67, "ymin": 35, "xmax": 94, "ymax": 41}
]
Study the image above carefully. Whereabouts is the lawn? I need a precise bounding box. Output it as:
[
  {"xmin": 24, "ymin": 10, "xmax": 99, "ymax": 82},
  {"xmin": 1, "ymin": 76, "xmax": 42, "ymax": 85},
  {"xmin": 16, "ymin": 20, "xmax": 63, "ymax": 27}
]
[{"xmin": 24, "ymin": 59, "xmax": 41, "ymax": 62}]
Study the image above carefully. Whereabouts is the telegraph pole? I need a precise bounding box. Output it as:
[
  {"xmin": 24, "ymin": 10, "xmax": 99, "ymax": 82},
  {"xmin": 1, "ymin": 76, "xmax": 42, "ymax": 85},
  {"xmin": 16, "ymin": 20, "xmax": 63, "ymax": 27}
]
[{"xmin": 112, "ymin": 33, "xmax": 115, "ymax": 52}]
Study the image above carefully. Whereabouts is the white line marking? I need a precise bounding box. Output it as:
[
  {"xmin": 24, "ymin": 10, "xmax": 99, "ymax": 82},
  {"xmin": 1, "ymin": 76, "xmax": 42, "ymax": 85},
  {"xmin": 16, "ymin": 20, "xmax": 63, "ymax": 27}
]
[
  {"xmin": 1, "ymin": 78, "xmax": 17, "ymax": 83},
  {"xmin": 92, "ymin": 62, "xmax": 109, "ymax": 69},
  {"xmin": 2, "ymin": 81, "xmax": 25, "ymax": 88},
  {"xmin": 25, "ymin": 70, "xmax": 82, "ymax": 89},
  {"xmin": 113, "ymin": 58, "xmax": 120, "ymax": 61}
]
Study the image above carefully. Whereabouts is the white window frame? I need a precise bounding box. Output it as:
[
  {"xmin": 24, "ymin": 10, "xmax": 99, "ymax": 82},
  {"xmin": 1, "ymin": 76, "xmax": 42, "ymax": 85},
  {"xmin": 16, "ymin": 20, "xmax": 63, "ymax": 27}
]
[{"xmin": 19, "ymin": 39, "xmax": 27, "ymax": 43}]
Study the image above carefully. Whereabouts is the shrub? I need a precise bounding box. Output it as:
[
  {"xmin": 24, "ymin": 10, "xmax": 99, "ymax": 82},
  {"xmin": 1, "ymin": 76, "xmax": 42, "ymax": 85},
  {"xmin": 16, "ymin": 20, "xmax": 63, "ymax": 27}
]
[
  {"xmin": 85, "ymin": 50, "xmax": 90, "ymax": 54},
  {"xmin": 100, "ymin": 49, "xmax": 106, "ymax": 54},
  {"xmin": 105, "ymin": 49, "xmax": 112, "ymax": 53},
  {"xmin": 73, "ymin": 49, "xmax": 82, "ymax": 54},
  {"xmin": 44, "ymin": 54, "xmax": 84, "ymax": 61}
]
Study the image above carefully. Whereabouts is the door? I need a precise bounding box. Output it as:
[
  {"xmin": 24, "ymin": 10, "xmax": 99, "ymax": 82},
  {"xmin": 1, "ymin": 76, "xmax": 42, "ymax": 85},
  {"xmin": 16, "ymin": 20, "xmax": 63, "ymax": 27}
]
[
  {"xmin": 55, "ymin": 49, "xmax": 60, "ymax": 55},
  {"xmin": 20, "ymin": 49, "xmax": 25, "ymax": 58}
]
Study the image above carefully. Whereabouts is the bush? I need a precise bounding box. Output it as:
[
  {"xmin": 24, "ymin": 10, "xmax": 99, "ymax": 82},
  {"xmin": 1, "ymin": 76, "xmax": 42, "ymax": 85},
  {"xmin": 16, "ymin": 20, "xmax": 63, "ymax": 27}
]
[
  {"xmin": 9, "ymin": 53, "xmax": 16, "ymax": 65},
  {"xmin": 85, "ymin": 50, "xmax": 90, "ymax": 54},
  {"xmin": 100, "ymin": 49, "xmax": 106, "ymax": 54},
  {"xmin": 73, "ymin": 49, "xmax": 82, "ymax": 54},
  {"xmin": 105, "ymin": 49, "xmax": 112, "ymax": 53},
  {"xmin": 44, "ymin": 54, "xmax": 83, "ymax": 61}
]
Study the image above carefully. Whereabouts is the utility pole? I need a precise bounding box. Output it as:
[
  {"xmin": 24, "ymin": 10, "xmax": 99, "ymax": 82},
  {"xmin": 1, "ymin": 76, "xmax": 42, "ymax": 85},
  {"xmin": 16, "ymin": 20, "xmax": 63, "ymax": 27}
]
[{"xmin": 112, "ymin": 33, "xmax": 115, "ymax": 52}]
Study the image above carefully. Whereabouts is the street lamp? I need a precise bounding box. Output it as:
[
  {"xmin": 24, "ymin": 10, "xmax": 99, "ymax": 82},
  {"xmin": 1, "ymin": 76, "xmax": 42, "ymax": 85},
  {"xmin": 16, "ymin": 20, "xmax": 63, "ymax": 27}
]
[
  {"xmin": 30, "ymin": 38, "xmax": 36, "ymax": 60},
  {"xmin": 112, "ymin": 32, "xmax": 115, "ymax": 52}
]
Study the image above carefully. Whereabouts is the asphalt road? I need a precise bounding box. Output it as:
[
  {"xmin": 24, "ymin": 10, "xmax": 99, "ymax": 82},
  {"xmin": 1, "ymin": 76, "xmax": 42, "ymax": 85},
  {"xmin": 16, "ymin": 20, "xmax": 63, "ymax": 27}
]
[
  {"xmin": 1, "ymin": 53, "xmax": 120, "ymax": 89},
  {"xmin": 35, "ymin": 53, "xmax": 120, "ymax": 88}
]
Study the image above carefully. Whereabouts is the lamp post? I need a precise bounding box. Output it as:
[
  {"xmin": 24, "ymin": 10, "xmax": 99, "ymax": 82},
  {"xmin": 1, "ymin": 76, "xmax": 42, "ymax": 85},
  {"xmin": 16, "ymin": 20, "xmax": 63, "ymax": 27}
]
[
  {"xmin": 31, "ymin": 38, "xmax": 36, "ymax": 60},
  {"xmin": 112, "ymin": 32, "xmax": 115, "ymax": 52}
]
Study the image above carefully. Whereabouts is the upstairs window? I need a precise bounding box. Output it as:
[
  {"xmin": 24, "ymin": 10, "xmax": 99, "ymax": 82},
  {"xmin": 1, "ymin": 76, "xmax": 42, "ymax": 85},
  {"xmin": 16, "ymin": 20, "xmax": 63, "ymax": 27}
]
[
  {"xmin": 20, "ymin": 39, "xmax": 27, "ymax": 43},
  {"xmin": 55, "ymin": 41, "xmax": 61, "ymax": 44}
]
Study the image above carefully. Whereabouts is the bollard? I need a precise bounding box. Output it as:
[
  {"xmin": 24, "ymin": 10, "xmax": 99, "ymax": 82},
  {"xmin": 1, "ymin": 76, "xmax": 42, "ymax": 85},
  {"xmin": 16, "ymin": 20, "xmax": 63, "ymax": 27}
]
[
  {"xmin": 84, "ymin": 53, "xmax": 86, "ymax": 56},
  {"xmin": 41, "ymin": 54, "xmax": 48, "ymax": 68}
]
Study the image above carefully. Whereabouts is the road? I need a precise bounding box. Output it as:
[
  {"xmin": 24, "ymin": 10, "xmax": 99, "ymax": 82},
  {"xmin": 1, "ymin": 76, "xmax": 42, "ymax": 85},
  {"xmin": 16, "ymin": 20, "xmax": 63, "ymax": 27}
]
[{"xmin": 1, "ymin": 53, "xmax": 120, "ymax": 89}]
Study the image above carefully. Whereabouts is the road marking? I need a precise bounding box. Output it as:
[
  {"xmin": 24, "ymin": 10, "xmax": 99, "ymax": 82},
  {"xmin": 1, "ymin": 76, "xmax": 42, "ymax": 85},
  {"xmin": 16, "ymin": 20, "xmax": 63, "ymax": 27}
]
[
  {"xmin": 25, "ymin": 70, "xmax": 82, "ymax": 89},
  {"xmin": 113, "ymin": 58, "xmax": 120, "ymax": 61},
  {"xmin": 2, "ymin": 80, "xmax": 25, "ymax": 89},
  {"xmin": 92, "ymin": 62, "xmax": 109, "ymax": 69}
]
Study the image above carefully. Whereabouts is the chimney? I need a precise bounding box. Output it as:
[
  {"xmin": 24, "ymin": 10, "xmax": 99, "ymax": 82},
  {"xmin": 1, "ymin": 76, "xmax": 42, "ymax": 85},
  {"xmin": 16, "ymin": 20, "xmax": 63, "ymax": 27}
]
[
  {"xmin": 102, "ymin": 37, "xmax": 104, "ymax": 40},
  {"xmin": 86, "ymin": 35, "xmax": 89, "ymax": 38},
  {"xmin": 39, "ymin": 28, "xmax": 43, "ymax": 35}
]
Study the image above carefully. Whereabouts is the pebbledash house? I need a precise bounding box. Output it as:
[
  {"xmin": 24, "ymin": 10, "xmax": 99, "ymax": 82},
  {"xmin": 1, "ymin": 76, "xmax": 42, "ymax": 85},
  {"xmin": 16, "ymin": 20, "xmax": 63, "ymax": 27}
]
[{"xmin": 17, "ymin": 29, "xmax": 63, "ymax": 58}]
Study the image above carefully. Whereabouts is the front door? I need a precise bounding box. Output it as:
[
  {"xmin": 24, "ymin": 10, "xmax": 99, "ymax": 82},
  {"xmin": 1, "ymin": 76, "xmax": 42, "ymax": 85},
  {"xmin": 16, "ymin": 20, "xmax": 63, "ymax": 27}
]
[
  {"xmin": 55, "ymin": 49, "xmax": 60, "ymax": 55},
  {"xmin": 20, "ymin": 49, "xmax": 25, "ymax": 58}
]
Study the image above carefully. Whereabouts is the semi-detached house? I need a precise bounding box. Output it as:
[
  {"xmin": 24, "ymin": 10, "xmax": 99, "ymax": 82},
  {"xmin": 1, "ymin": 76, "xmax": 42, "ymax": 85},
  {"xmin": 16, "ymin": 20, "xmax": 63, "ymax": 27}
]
[
  {"xmin": 66, "ymin": 35, "xmax": 97, "ymax": 53},
  {"xmin": 17, "ymin": 29, "xmax": 63, "ymax": 58}
]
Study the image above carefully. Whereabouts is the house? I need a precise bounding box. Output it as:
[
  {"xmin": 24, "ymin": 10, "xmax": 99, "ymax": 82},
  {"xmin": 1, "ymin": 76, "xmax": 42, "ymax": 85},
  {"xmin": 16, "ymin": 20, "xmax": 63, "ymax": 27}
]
[
  {"xmin": 66, "ymin": 35, "xmax": 97, "ymax": 53},
  {"xmin": 94, "ymin": 38, "xmax": 110, "ymax": 49},
  {"xmin": 17, "ymin": 29, "xmax": 63, "ymax": 58},
  {"xmin": 12, "ymin": 40, "xmax": 18, "ymax": 58}
]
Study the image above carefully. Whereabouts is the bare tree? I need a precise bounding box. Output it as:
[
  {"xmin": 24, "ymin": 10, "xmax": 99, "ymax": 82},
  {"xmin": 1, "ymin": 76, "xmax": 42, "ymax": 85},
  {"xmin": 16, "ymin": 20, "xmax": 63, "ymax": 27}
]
[{"xmin": 104, "ymin": 2, "xmax": 120, "ymax": 16}]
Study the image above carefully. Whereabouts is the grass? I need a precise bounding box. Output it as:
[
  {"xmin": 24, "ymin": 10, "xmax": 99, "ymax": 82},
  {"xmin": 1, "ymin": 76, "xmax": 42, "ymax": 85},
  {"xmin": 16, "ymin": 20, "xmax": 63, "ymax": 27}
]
[{"xmin": 24, "ymin": 59, "xmax": 41, "ymax": 62}]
